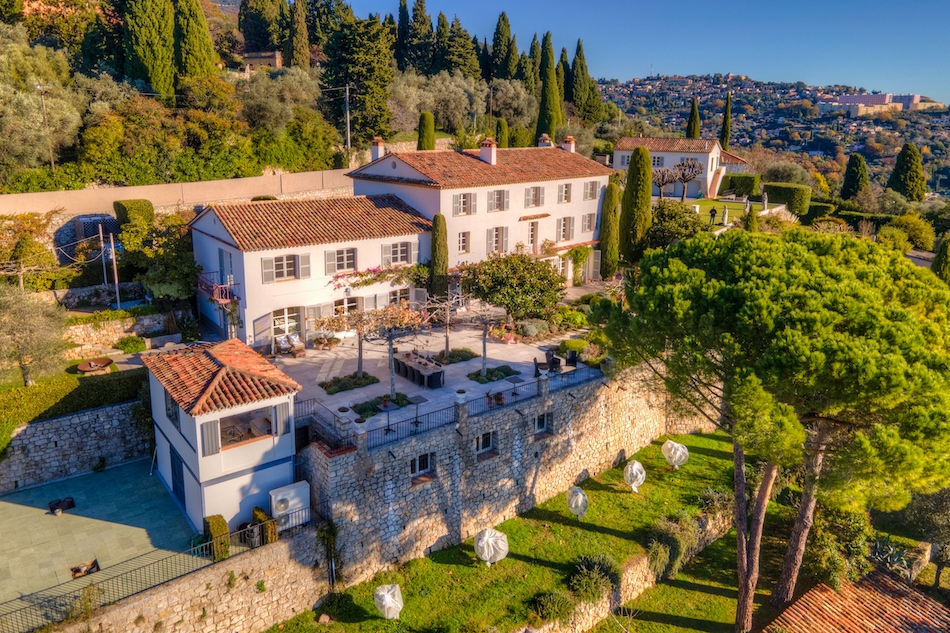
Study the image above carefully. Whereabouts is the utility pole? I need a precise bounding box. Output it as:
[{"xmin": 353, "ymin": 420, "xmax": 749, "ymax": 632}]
[
  {"xmin": 98, "ymin": 224, "xmax": 108, "ymax": 286},
  {"xmin": 344, "ymin": 84, "xmax": 351, "ymax": 151},
  {"xmin": 35, "ymin": 82, "xmax": 55, "ymax": 174},
  {"xmin": 109, "ymin": 233, "xmax": 121, "ymax": 309}
]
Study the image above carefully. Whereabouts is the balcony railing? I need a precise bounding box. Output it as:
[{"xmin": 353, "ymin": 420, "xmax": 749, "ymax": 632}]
[{"xmin": 197, "ymin": 271, "xmax": 239, "ymax": 304}]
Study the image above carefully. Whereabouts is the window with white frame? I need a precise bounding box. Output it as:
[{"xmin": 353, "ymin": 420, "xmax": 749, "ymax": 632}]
[
  {"xmin": 382, "ymin": 241, "xmax": 413, "ymax": 266},
  {"xmin": 261, "ymin": 253, "xmax": 310, "ymax": 284},
  {"xmin": 475, "ymin": 431, "xmax": 495, "ymax": 454},
  {"xmin": 529, "ymin": 222, "xmax": 538, "ymax": 253},
  {"xmin": 452, "ymin": 193, "xmax": 476, "ymax": 216},
  {"xmin": 534, "ymin": 412, "xmax": 552, "ymax": 434},
  {"xmin": 272, "ymin": 307, "xmax": 301, "ymax": 336},
  {"xmin": 389, "ymin": 288, "xmax": 409, "ymax": 304},
  {"xmin": 557, "ymin": 184, "xmax": 572, "ymax": 203},
  {"xmin": 487, "ymin": 227, "xmax": 508, "ymax": 254},
  {"xmin": 487, "ymin": 189, "xmax": 509, "ymax": 212},
  {"xmin": 274, "ymin": 255, "xmax": 296, "ymax": 280},
  {"xmin": 410, "ymin": 452, "xmax": 432, "ymax": 476},
  {"xmin": 556, "ymin": 217, "xmax": 575, "ymax": 242},
  {"xmin": 524, "ymin": 186, "xmax": 544, "ymax": 208},
  {"xmin": 582, "ymin": 213, "xmax": 596, "ymax": 232},
  {"xmin": 164, "ymin": 388, "xmax": 180, "ymax": 431},
  {"xmin": 583, "ymin": 181, "xmax": 599, "ymax": 200},
  {"xmin": 458, "ymin": 231, "xmax": 470, "ymax": 254},
  {"xmin": 324, "ymin": 248, "xmax": 356, "ymax": 274},
  {"xmin": 333, "ymin": 297, "xmax": 359, "ymax": 314},
  {"xmin": 652, "ymin": 156, "xmax": 665, "ymax": 167},
  {"xmin": 620, "ymin": 154, "xmax": 630, "ymax": 167}
]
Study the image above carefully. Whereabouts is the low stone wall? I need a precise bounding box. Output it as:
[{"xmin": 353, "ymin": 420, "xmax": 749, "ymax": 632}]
[
  {"xmin": 35, "ymin": 282, "xmax": 145, "ymax": 309},
  {"xmin": 0, "ymin": 401, "xmax": 148, "ymax": 494},
  {"xmin": 65, "ymin": 312, "xmax": 172, "ymax": 360},
  {"xmin": 53, "ymin": 527, "xmax": 327, "ymax": 633}
]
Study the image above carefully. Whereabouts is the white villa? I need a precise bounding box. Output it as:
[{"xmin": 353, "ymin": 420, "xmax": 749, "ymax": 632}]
[
  {"xmin": 612, "ymin": 137, "xmax": 733, "ymax": 199},
  {"xmin": 141, "ymin": 339, "xmax": 301, "ymax": 530}
]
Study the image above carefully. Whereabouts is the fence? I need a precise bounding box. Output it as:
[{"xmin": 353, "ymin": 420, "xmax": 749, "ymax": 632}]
[
  {"xmin": 548, "ymin": 366, "xmax": 604, "ymax": 392},
  {"xmin": 466, "ymin": 379, "xmax": 543, "ymax": 417},
  {"xmin": 0, "ymin": 508, "xmax": 311, "ymax": 633},
  {"xmin": 366, "ymin": 404, "xmax": 457, "ymax": 450},
  {"xmin": 296, "ymin": 398, "xmax": 354, "ymax": 451}
]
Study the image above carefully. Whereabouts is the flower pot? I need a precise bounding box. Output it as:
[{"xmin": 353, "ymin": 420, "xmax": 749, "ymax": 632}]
[
  {"xmin": 494, "ymin": 393, "xmax": 505, "ymax": 406},
  {"xmin": 338, "ymin": 407, "xmax": 349, "ymax": 414},
  {"xmin": 355, "ymin": 417, "xmax": 365, "ymax": 424}
]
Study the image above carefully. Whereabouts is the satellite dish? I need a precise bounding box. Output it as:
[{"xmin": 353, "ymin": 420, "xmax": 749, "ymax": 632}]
[
  {"xmin": 567, "ymin": 486, "xmax": 589, "ymax": 520},
  {"xmin": 374, "ymin": 584, "xmax": 404, "ymax": 620},
  {"xmin": 474, "ymin": 528, "xmax": 509, "ymax": 567},
  {"xmin": 661, "ymin": 440, "xmax": 689, "ymax": 470},
  {"xmin": 623, "ymin": 461, "xmax": 646, "ymax": 492}
]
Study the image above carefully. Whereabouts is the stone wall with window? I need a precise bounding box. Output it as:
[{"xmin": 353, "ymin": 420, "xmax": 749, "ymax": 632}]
[{"xmin": 300, "ymin": 364, "xmax": 715, "ymax": 585}]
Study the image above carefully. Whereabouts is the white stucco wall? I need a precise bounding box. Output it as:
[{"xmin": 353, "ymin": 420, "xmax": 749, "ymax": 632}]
[
  {"xmin": 613, "ymin": 147, "xmax": 722, "ymax": 198},
  {"xmin": 203, "ymin": 461, "xmax": 294, "ymax": 530}
]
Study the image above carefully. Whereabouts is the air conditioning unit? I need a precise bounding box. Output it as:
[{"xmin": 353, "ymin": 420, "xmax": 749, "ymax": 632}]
[{"xmin": 269, "ymin": 481, "xmax": 310, "ymax": 531}]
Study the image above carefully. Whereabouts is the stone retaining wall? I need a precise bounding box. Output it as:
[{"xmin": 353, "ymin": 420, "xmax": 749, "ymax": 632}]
[
  {"xmin": 0, "ymin": 401, "xmax": 148, "ymax": 494},
  {"xmin": 65, "ymin": 312, "xmax": 173, "ymax": 360},
  {"xmin": 53, "ymin": 527, "xmax": 327, "ymax": 633},
  {"xmin": 35, "ymin": 282, "xmax": 145, "ymax": 309}
]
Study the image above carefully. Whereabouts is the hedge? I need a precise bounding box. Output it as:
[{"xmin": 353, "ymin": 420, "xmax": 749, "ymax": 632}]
[
  {"xmin": 66, "ymin": 305, "xmax": 159, "ymax": 327},
  {"xmin": 0, "ymin": 368, "xmax": 147, "ymax": 458},
  {"xmin": 717, "ymin": 174, "xmax": 732, "ymax": 196},
  {"xmin": 116, "ymin": 335, "xmax": 146, "ymax": 354},
  {"xmin": 836, "ymin": 211, "xmax": 895, "ymax": 230},
  {"xmin": 252, "ymin": 506, "xmax": 279, "ymax": 545},
  {"xmin": 763, "ymin": 182, "xmax": 812, "ymax": 219},
  {"xmin": 730, "ymin": 174, "xmax": 761, "ymax": 197},
  {"xmin": 806, "ymin": 202, "xmax": 837, "ymax": 225},
  {"xmin": 204, "ymin": 514, "xmax": 230, "ymax": 561},
  {"xmin": 113, "ymin": 199, "xmax": 155, "ymax": 227}
]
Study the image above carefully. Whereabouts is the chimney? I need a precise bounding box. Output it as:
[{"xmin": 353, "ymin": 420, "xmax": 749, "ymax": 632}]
[
  {"xmin": 371, "ymin": 137, "xmax": 385, "ymax": 161},
  {"xmin": 479, "ymin": 137, "xmax": 497, "ymax": 165},
  {"xmin": 561, "ymin": 136, "xmax": 576, "ymax": 153},
  {"xmin": 537, "ymin": 133, "xmax": 553, "ymax": 148}
]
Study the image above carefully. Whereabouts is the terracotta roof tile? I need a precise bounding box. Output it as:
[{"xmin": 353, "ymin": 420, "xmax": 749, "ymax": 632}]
[
  {"xmin": 614, "ymin": 137, "xmax": 720, "ymax": 153},
  {"xmin": 519, "ymin": 213, "xmax": 551, "ymax": 221},
  {"xmin": 348, "ymin": 147, "xmax": 613, "ymax": 189},
  {"xmin": 720, "ymin": 150, "xmax": 748, "ymax": 165},
  {"xmin": 763, "ymin": 570, "xmax": 950, "ymax": 633},
  {"xmin": 142, "ymin": 339, "xmax": 300, "ymax": 416},
  {"xmin": 206, "ymin": 194, "xmax": 431, "ymax": 252}
]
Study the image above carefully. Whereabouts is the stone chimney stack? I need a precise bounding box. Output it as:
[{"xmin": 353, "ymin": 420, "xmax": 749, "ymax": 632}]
[
  {"xmin": 537, "ymin": 133, "xmax": 553, "ymax": 148},
  {"xmin": 371, "ymin": 137, "xmax": 385, "ymax": 161},
  {"xmin": 479, "ymin": 138, "xmax": 497, "ymax": 165},
  {"xmin": 561, "ymin": 136, "xmax": 576, "ymax": 153}
]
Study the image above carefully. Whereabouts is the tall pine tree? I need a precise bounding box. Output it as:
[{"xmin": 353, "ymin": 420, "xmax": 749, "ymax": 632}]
[
  {"xmin": 535, "ymin": 32, "xmax": 560, "ymax": 142},
  {"xmin": 841, "ymin": 154, "xmax": 870, "ymax": 200},
  {"xmin": 495, "ymin": 117, "xmax": 509, "ymax": 148},
  {"xmin": 124, "ymin": 0, "xmax": 174, "ymax": 95},
  {"xmin": 686, "ymin": 97, "xmax": 700, "ymax": 138},
  {"xmin": 719, "ymin": 92, "xmax": 731, "ymax": 150},
  {"xmin": 620, "ymin": 146, "xmax": 653, "ymax": 262},
  {"xmin": 405, "ymin": 0, "xmax": 432, "ymax": 74},
  {"xmin": 599, "ymin": 181, "xmax": 620, "ymax": 278},
  {"xmin": 429, "ymin": 12, "xmax": 450, "ymax": 74},
  {"xmin": 395, "ymin": 0, "xmax": 410, "ymax": 70},
  {"xmin": 932, "ymin": 234, "xmax": 950, "ymax": 286},
  {"xmin": 446, "ymin": 16, "xmax": 480, "ymax": 79},
  {"xmin": 490, "ymin": 12, "xmax": 511, "ymax": 80},
  {"xmin": 286, "ymin": 0, "xmax": 310, "ymax": 68},
  {"xmin": 501, "ymin": 34, "xmax": 518, "ymax": 82},
  {"xmin": 478, "ymin": 37, "xmax": 491, "ymax": 82},
  {"xmin": 887, "ymin": 142, "xmax": 927, "ymax": 202},
  {"xmin": 516, "ymin": 52, "xmax": 535, "ymax": 94},
  {"xmin": 174, "ymin": 0, "xmax": 218, "ymax": 82},
  {"xmin": 571, "ymin": 39, "xmax": 600, "ymax": 121}
]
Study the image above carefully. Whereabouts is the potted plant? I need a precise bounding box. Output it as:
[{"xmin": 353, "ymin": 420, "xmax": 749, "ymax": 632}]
[
  {"xmin": 494, "ymin": 392, "xmax": 505, "ymax": 406},
  {"xmin": 456, "ymin": 389, "xmax": 467, "ymax": 403},
  {"xmin": 381, "ymin": 394, "xmax": 391, "ymax": 408},
  {"xmin": 355, "ymin": 417, "xmax": 366, "ymax": 424},
  {"xmin": 338, "ymin": 407, "xmax": 350, "ymax": 414},
  {"xmin": 316, "ymin": 336, "xmax": 328, "ymax": 350}
]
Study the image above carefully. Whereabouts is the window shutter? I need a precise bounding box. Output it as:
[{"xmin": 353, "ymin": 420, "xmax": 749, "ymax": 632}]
[
  {"xmin": 201, "ymin": 420, "xmax": 220, "ymax": 456},
  {"xmin": 557, "ymin": 184, "xmax": 563, "ymax": 202},
  {"xmin": 569, "ymin": 217, "xmax": 575, "ymax": 240},
  {"xmin": 411, "ymin": 287, "xmax": 427, "ymax": 305},
  {"xmin": 318, "ymin": 302, "xmax": 333, "ymax": 318},
  {"xmin": 297, "ymin": 253, "xmax": 310, "ymax": 279},
  {"xmin": 274, "ymin": 402, "xmax": 291, "ymax": 437},
  {"xmin": 261, "ymin": 258, "xmax": 275, "ymax": 284},
  {"xmin": 539, "ymin": 187, "xmax": 545, "ymax": 206},
  {"xmin": 556, "ymin": 218, "xmax": 563, "ymax": 241},
  {"xmin": 363, "ymin": 295, "xmax": 376, "ymax": 311},
  {"xmin": 325, "ymin": 251, "xmax": 336, "ymax": 275},
  {"xmin": 504, "ymin": 190, "xmax": 509, "ymax": 210},
  {"xmin": 502, "ymin": 227, "xmax": 509, "ymax": 252},
  {"xmin": 486, "ymin": 228, "xmax": 494, "ymax": 255},
  {"xmin": 591, "ymin": 250, "xmax": 602, "ymax": 281},
  {"xmin": 381, "ymin": 244, "xmax": 392, "ymax": 267},
  {"xmin": 410, "ymin": 241, "xmax": 418, "ymax": 263},
  {"xmin": 452, "ymin": 194, "xmax": 460, "ymax": 216},
  {"xmin": 524, "ymin": 188, "xmax": 531, "ymax": 207},
  {"xmin": 377, "ymin": 293, "xmax": 390, "ymax": 308},
  {"xmin": 471, "ymin": 193, "xmax": 477, "ymax": 214},
  {"xmin": 351, "ymin": 249, "xmax": 357, "ymax": 270}
]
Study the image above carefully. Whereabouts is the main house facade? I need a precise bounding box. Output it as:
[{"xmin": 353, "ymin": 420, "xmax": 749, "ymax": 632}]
[
  {"xmin": 612, "ymin": 137, "xmax": 729, "ymax": 199},
  {"xmin": 141, "ymin": 339, "xmax": 301, "ymax": 530}
]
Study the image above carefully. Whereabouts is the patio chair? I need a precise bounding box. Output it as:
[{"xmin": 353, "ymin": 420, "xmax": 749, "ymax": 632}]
[
  {"xmin": 549, "ymin": 355, "xmax": 562, "ymax": 372},
  {"xmin": 533, "ymin": 357, "xmax": 548, "ymax": 378},
  {"xmin": 408, "ymin": 367, "xmax": 419, "ymax": 384},
  {"xmin": 394, "ymin": 358, "xmax": 404, "ymax": 375},
  {"xmin": 428, "ymin": 371, "xmax": 444, "ymax": 389},
  {"xmin": 566, "ymin": 350, "xmax": 578, "ymax": 367},
  {"xmin": 415, "ymin": 370, "xmax": 426, "ymax": 387}
]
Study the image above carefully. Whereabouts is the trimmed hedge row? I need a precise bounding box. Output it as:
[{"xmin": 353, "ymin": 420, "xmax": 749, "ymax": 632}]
[
  {"xmin": 0, "ymin": 368, "xmax": 147, "ymax": 458},
  {"xmin": 806, "ymin": 202, "xmax": 837, "ymax": 225},
  {"xmin": 763, "ymin": 182, "xmax": 812, "ymax": 219},
  {"xmin": 730, "ymin": 174, "xmax": 761, "ymax": 197},
  {"xmin": 252, "ymin": 506, "xmax": 279, "ymax": 544},
  {"xmin": 204, "ymin": 514, "xmax": 230, "ymax": 561},
  {"xmin": 66, "ymin": 305, "xmax": 159, "ymax": 327},
  {"xmin": 113, "ymin": 199, "xmax": 155, "ymax": 227},
  {"xmin": 836, "ymin": 211, "xmax": 895, "ymax": 230}
]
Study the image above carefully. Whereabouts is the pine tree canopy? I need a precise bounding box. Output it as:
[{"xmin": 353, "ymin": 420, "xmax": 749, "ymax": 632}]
[
  {"xmin": 239, "ymin": 0, "xmax": 285, "ymax": 52},
  {"xmin": 535, "ymin": 33, "xmax": 559, "ymax": 142},
  {"xmin": 174, "ymin": 0, "xmax": 218, "ymax": 82},
  {"xmin": 395, "ymin": 0, "xmax": 410, "ymax": 70},
  {"xmin": 490, "ymin": 12, "xmax": 511, "ymax": 80},
  {"xmin": 124, "ymin": 0, "xmax": 175, "ymax": 95},
  {"xmin": 405, "ymin": 0, "xmax": 432, "ymax": 74},
  {"xmin": 446, "ymin": 16, "xmax": 480, "ymax": 79},
  {"xmin": 841, "ymin": 153, "xmax": 870, "ymax": 200},
  {"xmin": 287, "ymin": 0, "xmax": 311, "ymax": 68},
  {"xmin": 430, "ymin": 12, "xmax": 450, "ymax": 74},
  {"xmin": 887, "ymin": 142, "xmax": 927, "ymax": 202},
  {"xmin": 501, "ymin": 34, "xmax": 518, "ymax": 82}
]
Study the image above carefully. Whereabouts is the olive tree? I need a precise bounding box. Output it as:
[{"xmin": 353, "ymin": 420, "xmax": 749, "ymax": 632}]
[{"xmin": 0, "ymin": 285, "xmax": 67, "ymax": 386}]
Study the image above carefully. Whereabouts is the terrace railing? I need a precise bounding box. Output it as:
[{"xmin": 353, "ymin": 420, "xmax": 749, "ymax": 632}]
[
  {"xmin": 296, "ymin": 398, "xmax": 354, "ymax": 451},
  {"xmin": 466, "ymin": 379, "xmax": 542, "ymax": 417},
  {"xmin": 366, "ymin": 404, "xmax": 457, "ymax": 450}
]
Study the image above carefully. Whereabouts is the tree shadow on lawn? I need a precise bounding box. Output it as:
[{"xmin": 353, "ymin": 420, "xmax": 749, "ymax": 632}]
[
  {"xmin": 678, "ymin": 444, "xmax": 734, "ymax": 462},
  {"xmin": 580, "ymin": 477, "xmax": 628, "ymax": 494},
  {"xmin": 631, "ymin": 610, "xmax": 732, "ymax": 632},
  {"xmin": 318, "ymin": 592, "xmax": 376, "ymax": 624},
  {"xmin": 507, "ymin": 550, "xmax": 575, "ymax": 576},
  {"xmin": 525, "ymin": 507, "xmax": 634, "ymax": 542},
  {"xmin": 665, "ymin": 577, "xmax": 738, "ymax": 600},
  {"xmin": 429, "ymin": 543, "xmax": 479, "ymax": 568}
]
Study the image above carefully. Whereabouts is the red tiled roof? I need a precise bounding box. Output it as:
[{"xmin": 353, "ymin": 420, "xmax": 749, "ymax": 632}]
[
  {"xmin": 763, "ymin": 571, "xmax": 950, "ymax": 633},
  {"xmin": 206, "ymin": 194, "xmax": 431, "ymax": 252},
  {"xmin": 142, "ymin": 339, "xmax": 300, "ymax": 416},
  {"xmin": 348, "ymin": 147, "xmax": 613, "ymax": 189},
  {"xmin": 720, "ymin": 150, "xmax": 748, "ymax": 165},
  {"xmin": 614, "ymin": 137, "xmax": 720, "ymax": 153}
]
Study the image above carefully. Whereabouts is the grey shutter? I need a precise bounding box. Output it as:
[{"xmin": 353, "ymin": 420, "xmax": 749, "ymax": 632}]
[
  {"xmin": 486, "ymin": 228, "xmax": 494, "ymax": 255},
  {"xmin": 504, "ymin": 190, "xmax": 509, "ymax": 210},
  {"xmin": 471, "ymin": 193, "xmax": 477, "ymax": 214},
  {"xmin": 411, "ymin": 287, "xmax": 427, "ymax": 305},
  {"xmin": 502, "ymin": 227, "xmax": 509, "ymax": 252},
  {"xmin": 452, "ymin": 194, "xmax": 460, "ymax": 216},
  {"xmin": 297, "ymin": 253, "xmax": 310, "ymax": 279},
  {"xmin": 381, "ymin": 244, "xmax": 392, "ymax": 267},
  {"xmin": 539, "ymin": 186, "xmax": 545, "ymax": 206},
  {"xmin": 556, "ymin": 218, "xmax": 563, "ymax": 241},
  {"xmin": 569, "ymin": 217, "xmax": 575, "ymax": 240},
  {"xmin": 253, "ymin": 313, "xmax": 271, "ymax": 349},
  {"xmin": 261, "ymin": 258, "xmax": 275, "ymax": 284},
  {"xmin": 363, "ymin": 295, "xmax": 377, "ymax": 311},
  {"xmin": 351, "ymin": 249, "xmax": 357, "ymax": 270},
  {"xmin": 590, "ymin": 250, "xmax": 602, "ymax": 281},
  {"xmin": 377, "ymin": 293, "xmax": 390, "ymax": 308},
  {"xmin": 410, "ymin": 241, "xmax": 419, "ymax": 263},
  {"xmin": 274, "ymin": 402, "xmax": 291, "ymax": 437},
  {"xmin": 325, "ymin": 251, "xmax": 337, "ymax": 275},
  {"xmin": 218, "ymin": 249, "xmax": 225, "ymax": 284},
  {"xmin": 201, "ymin": 420, "xmax": 220, "ymax": 456},
  {"xmin": 524, "ymin": 188, "xmax": 531, "ymax": 207},
  {"xmin": 558, "ymin": 184, "xmax": 564, "ymax": 202}
]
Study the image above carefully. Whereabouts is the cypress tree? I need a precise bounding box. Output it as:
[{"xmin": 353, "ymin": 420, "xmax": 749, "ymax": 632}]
[
  {"xmin": 887, "ymin": 142, "xmax": 927, "ymax": 202},
  {"xmin": 745, "ymin": 206, "xmax": 760, "ymax": 233},
  {"xmin": 686, "ymin": 97, "xmax": 700, "ymax": 138},
  {"xmin": 239, "ymin": 0, "xmax": 284, "ymax": 52},
  {"xmin": 124, "ymin": 0, "xmax": 175, "ymax": 96},
  {"xmin": 571, "ymin": 39, "xmax": 600, "ymax": 121},
  {"xmin": 417, "ymin": 111, "xmax": 435, "ymax": 150},
  {"xmin": 558, "ymin": 47, "xmax": 570, "ymax": 103},
  {"xmin": 529, "ymin": 34, "xmax": 542, "ymax": 93},
  {"xmin": 430, "ymin": 213, "xmax": 448, "ymax": 296},
  {"xmin": 0, "ymin": 0, "xmax": 23, "ymax": 23},
  {"xmin": 395, "ymin": 0, "xmax": 410, "ymax": 70},
  {"xmin": 174, "ymin": 0, "xmax": 218, "ymax": 81},
  {"xmin": 619, "ymin": 146, "xmax": 652, "ymax": 262},
  {"xmin": 478, "ymin": 37, "xmax": 492, "ymax": 82},
  {"xmin": 446, "ymin": 16, "xmax": 480, "ymax": 79},
  {"xmin": 495, "ymin": 118, "xmax": 509, "ymax": 148},
  {"xmin": 841, "ymin": 153, "xmax": 871, "ymax": 200},
  {"xmin": 599, "ymin": 181, "xmax": 620, "ymax": 278},
  {"xmin": 501, "ymin": 34, "xmax": 519, "ymax": 82},
  {"xmin": 430, "ymin": 12, "xmax": 450, "ymax": 74},
  {"xmin": 719, "ymin": 92, "xmax": 731, "ymax": 151},
  {"xmin": 490, "ymin": 12, "xmax": 511, "ymax": 80},
  {"xmin": 405, "ymin": 0, "xmax": 432, "ymax": 74},
  {"xmin": 932, "ymin": 234, "xmax": 950, "ymax": 286},
  {"xmin": 516, "ymin": 52, "xmax": 535, "ymax": 94},
  {"xmin": 286, "ymin": 0, "xmax": 310, "ymax": 68},
  {"xmin": 535, "ymin": 33, "xmax": 559, "ymax": 142}
]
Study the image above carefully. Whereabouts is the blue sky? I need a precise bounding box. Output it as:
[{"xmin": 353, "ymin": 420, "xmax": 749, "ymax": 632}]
[{"xmin": 351, "ymin": 0, "xmax": 950, "ymax": 104}]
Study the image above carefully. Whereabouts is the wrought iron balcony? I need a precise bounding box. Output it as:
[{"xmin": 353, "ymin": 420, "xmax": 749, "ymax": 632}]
[{"xmin": 197, "ymin": 272, "xmax": 239, "ymax": 304}]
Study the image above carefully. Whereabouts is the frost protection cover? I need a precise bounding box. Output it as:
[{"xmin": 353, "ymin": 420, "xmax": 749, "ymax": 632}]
[
  {"xmin": 474, "ymin": 528, "xmax": 509, "ymax": 567},
  {"xmin": 661, "ymin": 440, "xmax": 689, "ymax": 470},
  {"xmin": 374, "ymin": 584, "xmax": 404, "ymax": 620},
  {"xmin": 624, "ymin": 460, "xmax": 646, "ymax": 492},
  {"xmin": 567, "ymin": 486, "xmax": 589, "ymax": 519}
]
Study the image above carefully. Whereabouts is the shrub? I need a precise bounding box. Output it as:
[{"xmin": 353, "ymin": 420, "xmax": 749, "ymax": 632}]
[
  {"xmin": 571, "ymin": 554, "xmax": 621, "ymax": 590},
  {"xmin": 647, "ymin": 513, "xmax": 700, "ymax": 579},
  {"xmin": 729, "ymin": 173, "xmax": 761, "ymax": 197},
  {"xmin": 66, "ymin": 306, "xmax": 160, "ymax": 327},
  {"xmin": 559, "ymin": 339, "xmax": 589, "ymax": 355},
  {"xmin": 888, "ymin": 212, "xmax": 935, "ymax": 251},
  {"xmin": 352, "ymin": 393, "xmax": 411, "ymax": 418},
  {"xmin": 576, "ymin": 293, "xmax": 602, "ymax": 305},
  {"xmin": 806, "ymin": 202, "xmax": 837, "ymax": 224},
  {"xmin": 569, "ymin": 567, "xmax": 611, "ymax": 602},
  {"xmin": 467, "ymin": 365, "xmax": 520, "ymax": 384},
  {"xmin": 535, "ymin": 591, "xmax": 574, "ymax": 624},
  {"xmin": 647, "ymin": 540, "xmax": 671, "ymax": 579},
  {"xmin": 589, "ymin": 298, "xmax": 618, "ymax": 325},
  {"xmin": 811, "ymin": 216, "xmax": 850, "ymax": 234},
  {"xmin": 804, "ymin": 505, "xmax": 872, "ymax": 589},
  {"xmin": 252, "ymin": 506, "xmax": 279, "ymax": 545},
  {"xmin": 432, "ymin": 348, "xmax": 479, "ymax": 365},
  {"xmin": 318, "ymin": 372, "xmax": 380, "ymax": 395},
  {"xmin": 763, "ymin": 182, "xmax": 812, "ymax": 219},
  {"xmin": 113, "ymin": 199, "xmax": 155, "ymax": 227},
  {"xmin": 717, "ymin": 173, "xmax": 731, "ymax": 195},
  {"xmin": 836, "ymin": 211, "xmax": 893, "ymax": 230},
  {"xmin": 575, "ymin": 304, "xmax": 593, "ymax": 316},
  {"xmin": 876, "ymin": 226, "xmax": 912, "ymax": 253},
  {"xmin": 699, "ymin": 486, "xmax": 734, "ymax": 516},
  {"xmin": 516, "ymin": 318, "xmax": 549, "ymax": 338},
  {"xmin": 116, "ymin": 335, "xmax": 146, "ymax": 354},
  {"xmin": 561, "ymin": 310, "xmax": 589, "ymax": 328},
  {"xmin": 204, "ymin": 515, "xmax": 230, "ymax": 561}
]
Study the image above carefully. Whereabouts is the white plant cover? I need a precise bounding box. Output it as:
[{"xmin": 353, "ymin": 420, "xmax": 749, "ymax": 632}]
[
  {"xmin": 374, "ymin": 584, "xmax": 404, "ymax": 620},
  {"xmin": 474, "ymin": 528, "xmax": 509, "ymax": 567},
  {"xmin": 662, "ymin": 440, "xmax": 689, "ymax": 470},
  {"xmin": 567, "ymin": 486, "xmax": 589, "ymax": 519},
  {"xmin": 624, "ymin": 460, "xmax": 646, "ymax": 492}
]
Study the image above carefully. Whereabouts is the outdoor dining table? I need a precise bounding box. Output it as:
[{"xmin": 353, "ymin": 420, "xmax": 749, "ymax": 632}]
[{"xmin": 396, "ymin": 353, "xmax": 445, "ymax": 389}]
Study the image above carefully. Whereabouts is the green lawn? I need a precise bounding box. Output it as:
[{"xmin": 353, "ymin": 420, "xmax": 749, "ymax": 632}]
[
  {"xmin": 691, "ymin": 199, "xmax": 764, "ymax": 227},
  {"xmin": 267, "ymin": 433, "xmax": 736, "ymax": 633}
]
